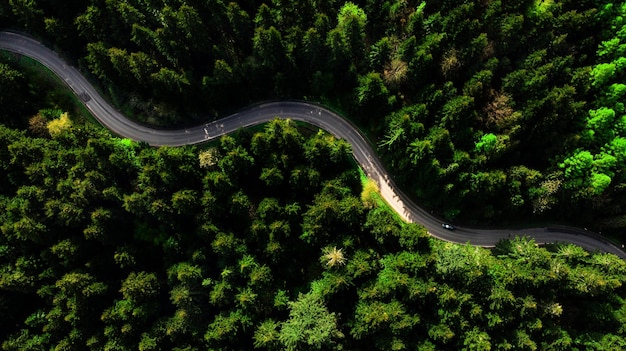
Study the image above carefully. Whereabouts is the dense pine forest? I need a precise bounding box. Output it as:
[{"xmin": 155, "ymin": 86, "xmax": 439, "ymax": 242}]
[
  {"xmin": 3, "ymin": 0, "xmax": 626, "ymax": 350},
  {"xmin": 0, "ymin": 112, "xmax": 626, "ymax": 349},
  {"xmin": 3, "ymin": 0, "xmax": 626, "ymax": 226}
]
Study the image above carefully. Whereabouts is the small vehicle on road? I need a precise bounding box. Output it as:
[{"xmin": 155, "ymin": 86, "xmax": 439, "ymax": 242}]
[
  {"xmin": 442, "ymin": 223, "xmax": 455, "ymax": 230},
  {"xmin": 79, "ymin": 92, "xmax": 91, "ymax": 102}
]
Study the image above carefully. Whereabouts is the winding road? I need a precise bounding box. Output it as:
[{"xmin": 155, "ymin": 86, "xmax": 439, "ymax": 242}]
[{"xmin": 2, "ymin": 31, "xmax": 625, "ymax": 259}]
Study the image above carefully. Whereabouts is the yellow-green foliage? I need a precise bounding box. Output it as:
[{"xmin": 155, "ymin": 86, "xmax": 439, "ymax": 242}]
[
  {"xmin": 361, "ymin": 177, "xmax": 380, "ymax": 208},
  {"xmin": 47, "ymin": 112, "xmax": 72, "ymax": 137}
]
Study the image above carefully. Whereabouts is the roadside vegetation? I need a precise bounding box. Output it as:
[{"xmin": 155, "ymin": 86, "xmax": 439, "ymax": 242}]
[
  {"xmin": 3, "ymin": 0, "xmax": 626, "ymax": 349},
  {"xmin": 3, "ymin": 0, "xmax": 626, "ymax": 229},
  {"xmin": 0, "ymin": 117, "xmax": 626, "ymax": 349}
]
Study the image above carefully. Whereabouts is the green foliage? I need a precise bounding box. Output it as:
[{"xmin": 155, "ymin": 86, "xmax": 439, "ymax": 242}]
[
  {"xmin": 0, "ymin": 113, "xmax": 625, "ymax": 349},
  {"xmin": 253, "ymin": 319, "xmax": 280, "ymax": 349},
  {"xmin": 0, "ymin": 62, "xmax": 29, "ymax": 125},
  {"xmin": 5, "ymin": 0, "xmax": 624, "ymax": 226},
  {"xmin": 475, "ymin": 133, "xmax": 497, "ymax": 154},
  {"xmin": 278, "ymin": 292, "xmax": 342, "ymax": 351},
  {"xmin": 4, "ymin": 1, "xmax": 626, "ymax": 349},
  {"xmin": 0, "ymin": 0, "xmax": 621, "ymax": 228},
  {"xmin": 335, "ymin": 2, "xmax": 367, "ymax": 61}
]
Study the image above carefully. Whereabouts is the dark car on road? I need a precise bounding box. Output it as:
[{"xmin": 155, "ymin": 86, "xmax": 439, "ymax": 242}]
[{"xmin": 442, "ymin": 223, "xmax": 455, "ymax": 230}]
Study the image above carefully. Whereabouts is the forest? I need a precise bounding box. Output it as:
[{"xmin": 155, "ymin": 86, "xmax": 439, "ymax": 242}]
[
  {"xmin": 3, "ymin": 0, "xmax": 626, "ymax": 227},
  {"xmin": 0, "ymin": 106, "xmax": 626, "ymax": 349},
  {"xmin": 3, "ymin": 0, "xmax": 626, "ymax": 350}
]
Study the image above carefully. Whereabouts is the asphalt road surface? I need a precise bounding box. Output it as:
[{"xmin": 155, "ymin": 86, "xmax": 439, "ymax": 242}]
[{"xmin": 2, "ymin": 31, "xmax": 625, "ymax": 259}]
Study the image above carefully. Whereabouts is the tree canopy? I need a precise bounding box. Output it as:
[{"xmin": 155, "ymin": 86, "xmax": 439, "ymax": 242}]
[
  {"xmin": 0, "ymin": 115, "xmax": 624, "ymax": 350},
  {"xmin": 2, "ymin": 0, "xmax": 624, "ymax": 228},
  {"xmin": 3, "ymin": 0, "xmax": 626, "ymax": 349}
]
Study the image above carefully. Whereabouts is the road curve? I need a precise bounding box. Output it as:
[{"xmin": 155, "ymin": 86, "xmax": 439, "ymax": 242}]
[{"xmin": 2, "ymin": 31, "xmax": 625, "ymax": 259}]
